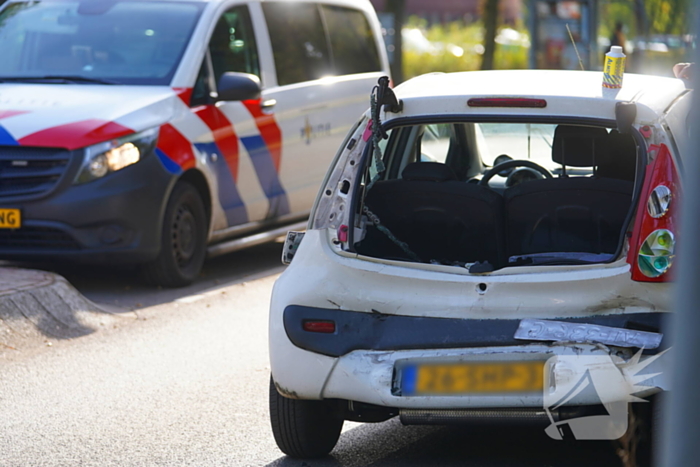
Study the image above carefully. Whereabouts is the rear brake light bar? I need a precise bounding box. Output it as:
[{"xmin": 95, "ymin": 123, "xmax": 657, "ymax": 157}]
[{"xmin": 467, "ymin": 98, "xmax": 547, "ymax": 108}]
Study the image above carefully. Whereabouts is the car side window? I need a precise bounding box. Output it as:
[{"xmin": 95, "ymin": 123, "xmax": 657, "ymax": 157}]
[
  {"xmin": 420, "ymin": 124, "xmax": 452, "ymax": 164},
  {"xmin": 320, "ymin": 5, "xmax": 381, "ymax": 75},
  {"xmin": 261, "ymin": 2, "xmax": 331, "ymax": 86},
  {"xmin": 191, "ymin": 5, "xmax": 259, "ymax": 107},
  {"xmin": 190, "ymin": 59, "xmax": 211, "ymax": 107},
  {"xmin": 209, "ymin": 5, "xmax": 260, "ymax": 88}
]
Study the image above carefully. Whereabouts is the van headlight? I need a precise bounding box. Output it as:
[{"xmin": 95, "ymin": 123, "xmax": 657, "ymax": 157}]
[{"xmin": 74, "ymin": 128, "xmax": 159, "ymax": 184}]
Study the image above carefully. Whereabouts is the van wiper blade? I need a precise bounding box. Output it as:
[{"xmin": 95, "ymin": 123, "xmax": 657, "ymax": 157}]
[{"xmin": 0, "ymin": 75, "xmax": 118, "ymax": 84}]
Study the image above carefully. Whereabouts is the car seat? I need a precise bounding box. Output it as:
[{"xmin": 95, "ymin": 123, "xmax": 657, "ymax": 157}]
[
  {"xmin": 504, "ymin": 126, "xmax": 635, "ymax": 259},
  {"xmin": 359, "ymin": 162, "xmax": 506, "ymax": 266}
]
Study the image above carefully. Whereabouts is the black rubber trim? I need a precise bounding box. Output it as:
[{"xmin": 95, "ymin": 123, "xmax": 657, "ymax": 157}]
[{"xmin": 283, "ymin": 305, "xmax": 667, "ymax": 358}]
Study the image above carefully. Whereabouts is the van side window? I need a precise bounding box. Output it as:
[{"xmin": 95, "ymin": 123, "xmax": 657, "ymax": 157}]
[
  {"xmin": 320, "ymin": 5, "xmax": 381, "ymax": 75},
  {"xmin": 261, "ymin": 2, "xmax": 331, "ymax": 86},
  {"xmin": 208, "ymin": 5, "xmax": 260, "ymax": 88},
  {"xmin": 190, "ymin": 60, "xmax": 211, "ymax": 107}
]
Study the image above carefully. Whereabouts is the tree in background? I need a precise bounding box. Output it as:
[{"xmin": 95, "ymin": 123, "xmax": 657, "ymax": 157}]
[
  {"xmin": 481, "ymin": 0, "xmax": 499, "ymax": 70},
  {"xmin": 645, "ymin": 0, "xmax": 692, "ymax": 34},
  {"xmin": 601, "ymin": 0, "xmax": 693, "ymax": 37},
  {"xmin": 386, "ymin": 0, "xmax": 406, "ymax": 84}
]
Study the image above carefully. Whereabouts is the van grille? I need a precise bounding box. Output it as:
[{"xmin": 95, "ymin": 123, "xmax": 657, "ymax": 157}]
[
  {"xmin": 0, "ymin": 226, "xmax": 81, "ymax": 250},
  {"xmin": 0, "ymin": 146, "xmax": 71, "ymax": 198}
]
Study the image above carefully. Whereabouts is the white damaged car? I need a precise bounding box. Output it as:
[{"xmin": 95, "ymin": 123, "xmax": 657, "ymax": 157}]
[{"xmin": 268, "ymin": 70, "xmax": 685, "ymax": 458}]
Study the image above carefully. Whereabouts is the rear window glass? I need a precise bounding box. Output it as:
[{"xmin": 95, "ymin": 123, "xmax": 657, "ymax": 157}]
[
  {"xmin": 320, "ymin": 5, "xmax": 381, "ymax": 76},
  {"xmin": 262, "ymin": 2, "xmax": 331, "ymax": 86},
  {"xmin": 0, "ymin": 0, "xmax": 203, "ymax": 85}
]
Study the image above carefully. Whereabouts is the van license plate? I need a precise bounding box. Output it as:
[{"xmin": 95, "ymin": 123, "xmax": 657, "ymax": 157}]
[
  {"xmin": 400, "ymin": 361, "xmax": 544, "ymax": 396},
  {"xmin": 0, "ymin": 209, "xmax": 21, "ymax": 229}
]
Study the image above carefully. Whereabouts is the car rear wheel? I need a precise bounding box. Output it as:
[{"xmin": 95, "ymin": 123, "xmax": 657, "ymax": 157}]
[
  {"xmin": 619, "ymin": 394, "xmax": 664, "ymax": 467},
  {"xmin": 142, "ymin": 181, "xmax": 207, "ymax": 287},
  {"xmin": 269, "ymin": 376, "xmax": 343, "ymax": 458}
]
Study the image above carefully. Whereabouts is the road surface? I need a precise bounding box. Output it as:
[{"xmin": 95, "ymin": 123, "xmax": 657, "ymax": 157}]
[{"xmin": 0, "ymin": 244, "xmax": 624, "ymax": 466}]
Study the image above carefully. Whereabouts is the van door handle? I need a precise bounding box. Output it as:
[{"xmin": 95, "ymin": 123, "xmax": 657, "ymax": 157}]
[{"xmin": 261, "ymin": 98, "xmax": 277, "ymax": 111}]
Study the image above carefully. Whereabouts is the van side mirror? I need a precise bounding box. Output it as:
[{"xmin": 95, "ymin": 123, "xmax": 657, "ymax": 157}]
[{"xmin": 216, "ymin": 72, "xmax": 261, "ymax": 102}]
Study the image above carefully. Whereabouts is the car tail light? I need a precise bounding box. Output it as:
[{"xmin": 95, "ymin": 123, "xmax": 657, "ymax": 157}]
[
  {"xmin": 627, "ymin": 144, "xmax": 680, "ymax": 281},
  {"xmin": 467, "ymin": 98, "xmax": 547, "ymax": 108},
  {"xmin": 302, "ymin": 320, "xmax": 336, "ymax": 333}
]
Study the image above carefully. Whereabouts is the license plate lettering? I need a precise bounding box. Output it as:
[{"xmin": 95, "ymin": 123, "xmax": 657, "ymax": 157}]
[
  {"xmin": 406, "ymin": 361, "xmax": 544, "ymax": 395},
  {"xmin": 0, "ymin": 209, "xmax": 21, "ymax": 229}
]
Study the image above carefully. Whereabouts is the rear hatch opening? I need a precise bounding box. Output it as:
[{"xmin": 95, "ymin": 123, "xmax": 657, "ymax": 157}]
[{"xmin": 349, "ymin": 119, "xmax": 644, "ymax": 273}]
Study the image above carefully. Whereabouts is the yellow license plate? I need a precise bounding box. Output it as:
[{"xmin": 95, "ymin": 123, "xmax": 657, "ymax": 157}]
[
  {"xmin": 0, "ymin": 209, "xmax": 21, "ymax": 229},
  {"xmin": 402, "ymin": 361, "xmax": 544, "ymax": 395}
]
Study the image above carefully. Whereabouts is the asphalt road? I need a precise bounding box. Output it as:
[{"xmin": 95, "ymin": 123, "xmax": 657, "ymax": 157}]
[{"xmin": 0, "ymin": 244, "xmax": 625, "ymax": 466}]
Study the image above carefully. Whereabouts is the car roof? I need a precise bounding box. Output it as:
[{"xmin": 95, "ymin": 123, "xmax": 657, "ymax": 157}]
[{"xmin": 391, "ymin": 70, "xmax": 688, "ymax": 124}]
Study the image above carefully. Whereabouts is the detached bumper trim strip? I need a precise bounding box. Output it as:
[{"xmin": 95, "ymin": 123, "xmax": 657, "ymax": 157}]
[{"xmin": 514, "ymin": 318, "xmax": 663, "ymax": 349}]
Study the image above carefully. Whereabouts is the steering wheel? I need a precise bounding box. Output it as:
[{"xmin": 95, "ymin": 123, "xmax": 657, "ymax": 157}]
[{"xmin": 478, "ymin": 160, "xmax": 553, "ymax": 186}]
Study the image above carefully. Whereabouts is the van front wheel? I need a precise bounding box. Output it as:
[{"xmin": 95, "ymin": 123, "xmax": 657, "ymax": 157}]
[
  {"xmin": 143, "ymin": 181, "xmax": 207, "ymax": 287},
  {"xmin": 269, "ymin": 376, "xmax": 343, "ymax": 458}
]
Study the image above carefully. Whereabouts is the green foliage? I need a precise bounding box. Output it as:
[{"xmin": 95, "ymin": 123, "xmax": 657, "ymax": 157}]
[
  {"xmin": 599, "ymin": 0, "xmax": 693, "ymax": 36},
  {"xmin": 599, "ymin": 2, "xmax": 637, "ymax": 38},
  {"xmin": 404, "ymin": 49, "xmax": 481, "ymax": 77},
  {"xmin": 647, "ymin": 0, "xmax": 692, "ymax": 34},
  {"xmin": 402, "ymin": 20, "xmax": 530, "ymax": 80}
]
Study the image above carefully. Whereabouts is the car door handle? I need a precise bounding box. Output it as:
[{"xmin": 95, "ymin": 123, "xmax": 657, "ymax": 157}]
[{"xmin": 261, "ymin": 98, "xmax": 277, "ymax": 111}]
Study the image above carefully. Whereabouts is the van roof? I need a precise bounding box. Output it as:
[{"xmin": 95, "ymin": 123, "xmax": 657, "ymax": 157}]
[{"xmin": 392, "ymin": 70, "xmax": 688, "ymax": 124}]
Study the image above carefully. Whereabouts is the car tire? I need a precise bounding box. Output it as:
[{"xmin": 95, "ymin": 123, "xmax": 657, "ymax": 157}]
[
  {"xmin": 142, "ymin": 181, "xmax": 207, "ymax": 287},
  {"xmin": 621, "ymin": 394, "xmax": 664, "ymax": 467},
  {"xmin": 269, "ymin": 376, "xmax": 343, "ymax": 458}
]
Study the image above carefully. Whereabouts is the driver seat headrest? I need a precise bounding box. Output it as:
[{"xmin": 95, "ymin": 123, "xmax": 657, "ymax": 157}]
[
  {"xmin": 402, "ymin": 162, "xmax": 457, "ymax": 182},
  {"xmin": 552, "ymin": 125, "xmax": 608, "ymax": 167},
  {"xmin": 596, "ymin": 130, "xmax": 637, "ymax": 181}
]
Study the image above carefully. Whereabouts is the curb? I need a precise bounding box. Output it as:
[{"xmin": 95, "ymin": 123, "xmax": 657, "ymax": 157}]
[{"xmin": 0, "ymin": 268, "xmax": 124, "ymax": 352}]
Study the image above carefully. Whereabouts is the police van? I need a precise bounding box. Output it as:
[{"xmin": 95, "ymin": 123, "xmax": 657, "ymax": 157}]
[{"xmin": 0, "ymin": 0, "xmax": 389, "ymax": 286}]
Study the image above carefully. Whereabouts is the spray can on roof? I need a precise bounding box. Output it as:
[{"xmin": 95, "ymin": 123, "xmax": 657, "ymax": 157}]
[{"xmin": 603, "ymin": 46, "xmax": 626, "ymax": 89}]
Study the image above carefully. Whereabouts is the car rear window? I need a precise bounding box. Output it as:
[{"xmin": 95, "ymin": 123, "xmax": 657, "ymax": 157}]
[{"xmin": 353, "ymin": 120, "xmax": 639, "ymax": 269}]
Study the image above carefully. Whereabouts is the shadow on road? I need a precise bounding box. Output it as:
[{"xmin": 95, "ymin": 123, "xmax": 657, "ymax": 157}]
[
  {"xmin": 266, "ymin": 417, "xmax": 622, "ymax": 467},
  {"xmin": 2, "ymin": 241, "xmax": 286, "ymax": 311}
]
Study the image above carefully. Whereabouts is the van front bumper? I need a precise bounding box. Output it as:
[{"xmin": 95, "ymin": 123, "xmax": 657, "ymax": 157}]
[{"xmin": 0, "ymin": 153, "xmax": 175, "ymax": 264}]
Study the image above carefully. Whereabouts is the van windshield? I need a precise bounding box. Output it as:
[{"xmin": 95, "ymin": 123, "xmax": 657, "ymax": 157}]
[{"xmin": 0, "ymin": 0, "xmax": 203, "ymax": 85}]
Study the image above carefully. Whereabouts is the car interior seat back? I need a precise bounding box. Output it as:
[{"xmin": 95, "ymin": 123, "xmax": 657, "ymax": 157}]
[
  {"xmin": 504, "ymin": 125, "xmax": 635, "ymax": 259},
  {"xmin": 596, "ymin": 130, "xmax": 637, "ymax": 182},
  {"xmin": 401, "ymin": 161, "xmax": 458, "ymax": 182},
  {"xmin": 552, "ymin": 125, "xmax": 609, "ymax": 168},
  {"xmin": 358, "ymin": 162, "xmax": 506, "ymax": 266}
]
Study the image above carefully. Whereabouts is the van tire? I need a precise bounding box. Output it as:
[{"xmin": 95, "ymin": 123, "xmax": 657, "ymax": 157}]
[
  {"xmin": 269, "ymin": 376, "xmax": 343, "ymax": 458},
  {"xmin": 142, "ymin": 181, "xmax": 207, "ymax": 287}
]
